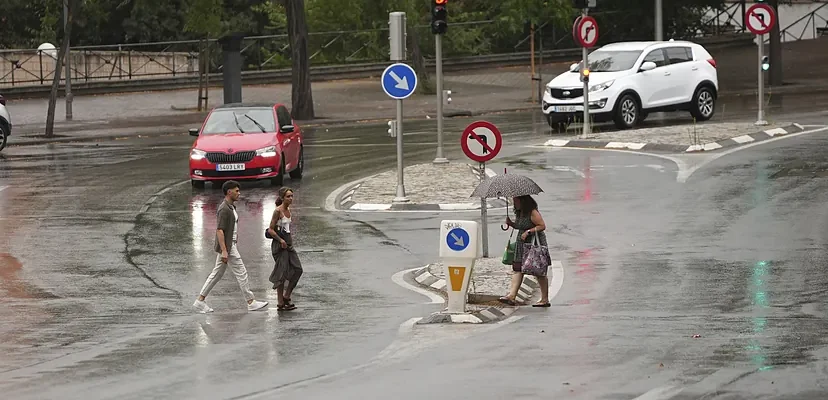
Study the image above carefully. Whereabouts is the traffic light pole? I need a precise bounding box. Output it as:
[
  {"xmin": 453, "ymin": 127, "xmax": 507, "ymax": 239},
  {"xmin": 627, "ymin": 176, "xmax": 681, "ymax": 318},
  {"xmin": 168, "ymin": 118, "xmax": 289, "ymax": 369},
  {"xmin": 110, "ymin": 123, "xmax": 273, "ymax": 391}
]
[
  {"xmin": 581, "ymin": 8, "xmax": 590, "ymax": 140},
  {"xmin": 433, "ymin": 33, "xmax": 449, "ymax": 164},
  {"xmin": 756, "ymin": 33, "xmax": 767, "ymax": 126}
]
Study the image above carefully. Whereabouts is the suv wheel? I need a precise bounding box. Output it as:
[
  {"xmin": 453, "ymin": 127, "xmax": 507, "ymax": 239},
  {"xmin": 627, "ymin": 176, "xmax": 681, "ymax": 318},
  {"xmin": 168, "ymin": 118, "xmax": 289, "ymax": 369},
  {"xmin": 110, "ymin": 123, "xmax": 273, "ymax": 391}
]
[
  {"xmin": 613, "ymin": 94, "xmax": 640, "ymax": 129},
  {"xmin": 0, "ymin": 127, "xmax": 7, "ymax": 152},
  {"xmin": 690, "ymin": 86, "xmax": 716, "ymax": 121},
  {"xmin": 546, "ymin": 115, "xmax": 570, "ymax": 133}
]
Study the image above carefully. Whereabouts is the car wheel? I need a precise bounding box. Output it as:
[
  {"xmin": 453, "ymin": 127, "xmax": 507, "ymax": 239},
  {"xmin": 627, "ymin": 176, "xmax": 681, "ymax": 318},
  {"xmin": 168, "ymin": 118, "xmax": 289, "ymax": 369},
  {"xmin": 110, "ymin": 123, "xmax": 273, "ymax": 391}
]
[
  {"xmin": 289, "ymin": 147, "xmax": 304, "ymax": 179},
  {"xmin": 547, "ymin": 115, "xmax": 570, "ymax": 133},
  {"xmin": 271, "ymin": 157, "xmax": 285, "ymax": 186},
  {"xmin": 613, "ymin": 94, "xmax": 640, "ymax": 129},
  {"xmin": 191, "ymin": 179, "xmax": 205, "ymax": 189},
  {"xmin": 0, "ymin": 127, "xmax": 7, "ymax": 152},
  {"xmin": 690, "ymin": 86, "xmax": 716, "ymax": 121}
]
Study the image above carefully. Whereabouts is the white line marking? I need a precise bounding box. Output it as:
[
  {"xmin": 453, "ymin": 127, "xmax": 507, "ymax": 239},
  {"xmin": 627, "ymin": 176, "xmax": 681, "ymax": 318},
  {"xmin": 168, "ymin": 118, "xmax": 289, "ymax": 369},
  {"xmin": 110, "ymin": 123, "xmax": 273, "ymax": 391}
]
[
  {"xmin": 731, "ymin": 135, "xmax": 755, "ymax": 143},
  {"xmin": 431, "ymin": 280, "xmax": 446, "ymax": 290},
  {"xmin": 306, "ymin": 137, "xmax": 359, "ymax": 144},
  {"xmin": 549, "ymin": 260, "xmax": 565, "ymax": 302},
  {"xmin": 450, "ymin": 314, "xmax": 483, "ymax": 324},
  {"xmin": 480, "ymin": 310, "xmax": 499, "ymax": 320},
  {"xmin": 678, "ymin": 126, "xmax": 828, "ymax": 182},
  {"xmin": 764, "ymin": 127, "xmax": 788, "ymax": 136},
  {"xmin": 0, "ymin": 186, "xmax": 7, "ymax": 193},
  {"xmin": 544, "ymin": 139, "xmax": 570, "ymax": 147},
  {"xmin": 632, "ymin": 385, "xmax": 684, "ymax": 400},
  {"xmin": 350, "ymin": 203, "xmax": 393, "ymax": 211},
  {"xmin": 391, "ymin": 267, "xmax": 444, "ymax": 304}
]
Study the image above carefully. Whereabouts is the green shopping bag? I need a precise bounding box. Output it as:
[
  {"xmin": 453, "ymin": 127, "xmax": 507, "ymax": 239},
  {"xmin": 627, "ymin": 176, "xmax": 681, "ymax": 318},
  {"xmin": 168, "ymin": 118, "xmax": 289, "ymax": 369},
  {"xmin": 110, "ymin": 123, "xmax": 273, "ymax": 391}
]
[{"xmin": 502, "ymin": 229, "xmax": 516, "ymax": 265}]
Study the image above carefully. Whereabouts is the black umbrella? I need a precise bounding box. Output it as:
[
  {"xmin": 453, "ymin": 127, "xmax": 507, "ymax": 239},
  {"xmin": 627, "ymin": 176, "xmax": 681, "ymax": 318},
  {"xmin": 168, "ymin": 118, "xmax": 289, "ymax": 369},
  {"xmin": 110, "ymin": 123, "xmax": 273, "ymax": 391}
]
[{"xmin": 470, "ymin": 173, "xmax": 543, "ymax": 199}]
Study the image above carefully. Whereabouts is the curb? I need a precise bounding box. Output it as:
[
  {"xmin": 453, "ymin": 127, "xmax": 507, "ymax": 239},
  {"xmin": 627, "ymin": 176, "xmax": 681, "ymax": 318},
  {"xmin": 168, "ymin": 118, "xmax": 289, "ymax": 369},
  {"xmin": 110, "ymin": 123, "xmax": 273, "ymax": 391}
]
[
  {"xmin": 331, "ymin": 163, "xmax": 509, "ymax": 212},
  {"xmin": 542, "ymin": 123, "xmax": 807, "ymax": 153},
  {"xmin": 409, "ymin": 265, "xmax": 539, "ymax": 324}
]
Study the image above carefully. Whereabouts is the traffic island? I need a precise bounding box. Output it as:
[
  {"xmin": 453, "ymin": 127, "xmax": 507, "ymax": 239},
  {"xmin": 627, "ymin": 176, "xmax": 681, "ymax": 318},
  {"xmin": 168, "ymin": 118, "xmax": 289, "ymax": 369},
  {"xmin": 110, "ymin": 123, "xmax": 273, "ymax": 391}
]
[
  {"xmin": 411, "ymin": 257, "xmax": 541, "ymax": 324},
  {"xmin": 327, "ymin": 162, "xmax": 509, "ymax": 212},
  {"xmin": 541, "ymin": 121, "xmax": 808, "ymax": 153}
]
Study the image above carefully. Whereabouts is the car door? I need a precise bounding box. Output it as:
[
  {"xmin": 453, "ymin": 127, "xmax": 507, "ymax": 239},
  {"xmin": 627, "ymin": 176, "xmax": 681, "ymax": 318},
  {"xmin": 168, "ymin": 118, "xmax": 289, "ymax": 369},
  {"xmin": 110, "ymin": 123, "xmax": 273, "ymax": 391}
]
[
  {"xmin": 633, "ymin": 48, "xmax": 672, "ymax": 108},
  {"xmin": 276, "ymin": 105, "xmax": 299, "ymax": 171},
  {"xmin": 662, "ymin": 46, "xmax": 696, "ymax": 104}
]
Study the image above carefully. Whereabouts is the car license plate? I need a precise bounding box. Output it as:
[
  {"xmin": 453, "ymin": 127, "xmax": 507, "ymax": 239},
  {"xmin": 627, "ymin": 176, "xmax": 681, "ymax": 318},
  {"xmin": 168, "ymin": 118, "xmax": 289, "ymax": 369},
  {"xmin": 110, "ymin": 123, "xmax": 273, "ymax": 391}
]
[
  {"xmin": 552, "ymin": 105, "xmax": 582, "ymax": 112},
  {"xmin": 216, "ymin": 163, "xmax": 245, "ymax": 171}
]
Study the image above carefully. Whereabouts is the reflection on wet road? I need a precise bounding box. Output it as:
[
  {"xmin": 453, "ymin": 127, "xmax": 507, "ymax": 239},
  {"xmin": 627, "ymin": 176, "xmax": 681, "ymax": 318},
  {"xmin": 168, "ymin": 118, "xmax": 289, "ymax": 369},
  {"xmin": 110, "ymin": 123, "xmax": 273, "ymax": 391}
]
[{"xmin": 1, "ymin": 104, "xmax": 828, "ymax": 398}]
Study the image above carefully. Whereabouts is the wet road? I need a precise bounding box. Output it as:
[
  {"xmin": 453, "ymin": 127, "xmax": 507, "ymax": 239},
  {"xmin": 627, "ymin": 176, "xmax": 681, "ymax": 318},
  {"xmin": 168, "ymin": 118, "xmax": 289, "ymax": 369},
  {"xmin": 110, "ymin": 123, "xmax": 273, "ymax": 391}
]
[{"xmin": 1, "ymin": 101, "xmax": 828, "ymax": 398}]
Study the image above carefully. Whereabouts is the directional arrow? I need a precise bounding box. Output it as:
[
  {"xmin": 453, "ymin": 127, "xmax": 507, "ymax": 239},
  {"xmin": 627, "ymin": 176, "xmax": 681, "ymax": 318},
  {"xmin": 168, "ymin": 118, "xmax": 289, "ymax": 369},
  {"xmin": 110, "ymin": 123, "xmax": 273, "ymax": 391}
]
[
  {"xmin": 450, "ymin": 232, "xmax": 465, "ymax": 247},
  {"xmin": 389, "ymin": 71, "xmax": 409, "ymax": 91}
]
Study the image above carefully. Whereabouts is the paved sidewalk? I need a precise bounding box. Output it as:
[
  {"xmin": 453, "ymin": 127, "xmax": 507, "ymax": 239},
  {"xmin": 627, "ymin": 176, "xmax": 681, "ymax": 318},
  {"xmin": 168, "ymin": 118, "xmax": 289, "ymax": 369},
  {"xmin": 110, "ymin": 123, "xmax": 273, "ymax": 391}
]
[
  {"xmin": 334, "ymin": 162, "xmax": 509, "ymax": 212},
  {"xmin": 5, "ymin": 37, "xmax": 827, "ymax": 147}
]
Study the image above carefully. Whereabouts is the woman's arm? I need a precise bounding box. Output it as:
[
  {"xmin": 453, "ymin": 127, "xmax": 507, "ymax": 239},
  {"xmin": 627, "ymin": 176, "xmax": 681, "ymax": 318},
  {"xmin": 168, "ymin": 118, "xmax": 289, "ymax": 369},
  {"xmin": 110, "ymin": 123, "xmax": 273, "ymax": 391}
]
[
  {"xmin": 528, "ymin": 209, "xmax": 546, "ymax": 234},
  {"xmin": 268, "ymin": 208, "xmax": 284, "ymax": 243}
]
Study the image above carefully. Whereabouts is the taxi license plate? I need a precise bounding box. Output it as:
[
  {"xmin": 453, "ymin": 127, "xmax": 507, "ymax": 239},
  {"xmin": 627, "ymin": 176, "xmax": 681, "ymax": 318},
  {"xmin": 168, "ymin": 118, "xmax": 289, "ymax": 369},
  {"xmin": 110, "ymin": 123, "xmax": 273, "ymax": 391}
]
[
  {"xmin": 216, "ymin": 163, "xmax": 245, "ymax": 171},
  {"xmin": 552, "ymin": 105, "xmax": 582, "ymax": 112}
]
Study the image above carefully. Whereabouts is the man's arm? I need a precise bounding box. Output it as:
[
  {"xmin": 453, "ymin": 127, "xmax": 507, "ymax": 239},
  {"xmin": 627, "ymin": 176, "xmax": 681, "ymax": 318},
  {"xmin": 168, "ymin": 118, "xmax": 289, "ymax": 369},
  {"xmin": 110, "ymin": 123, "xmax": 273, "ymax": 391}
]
[{"xmin": 216, "ymin": 229, "xmax": 228, "ymax": 253}]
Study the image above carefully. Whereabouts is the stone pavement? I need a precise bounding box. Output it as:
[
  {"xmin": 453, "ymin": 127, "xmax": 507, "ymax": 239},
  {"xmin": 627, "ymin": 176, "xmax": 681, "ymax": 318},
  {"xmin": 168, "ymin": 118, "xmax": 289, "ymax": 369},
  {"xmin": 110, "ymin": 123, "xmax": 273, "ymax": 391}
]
[
  {"xmin": 541, "ymin": 121, "xmax": 810, "ymax": 153},
  {"xmin": 335, "ymin": 162, "xmax": 509, "ymax": 211}
]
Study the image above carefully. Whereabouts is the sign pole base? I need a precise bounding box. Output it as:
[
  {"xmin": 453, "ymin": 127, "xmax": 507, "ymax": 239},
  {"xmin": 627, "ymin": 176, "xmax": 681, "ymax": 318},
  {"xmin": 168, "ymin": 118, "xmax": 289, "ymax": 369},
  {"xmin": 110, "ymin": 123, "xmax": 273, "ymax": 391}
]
[{"xmin": 394, "ymin": 98, "xmax": 409, "ymax": 203}]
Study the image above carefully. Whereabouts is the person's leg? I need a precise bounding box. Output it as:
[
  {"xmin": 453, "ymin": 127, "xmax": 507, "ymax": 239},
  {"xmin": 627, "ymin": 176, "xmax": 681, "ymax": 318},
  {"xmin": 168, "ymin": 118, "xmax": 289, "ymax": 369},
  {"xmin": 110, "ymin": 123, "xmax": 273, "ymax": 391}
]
[
  {"xmin": 535, "ymin": 275, "xmax": 550, "ymax": 305},
  {"xmin": 194, "ymin": 254, "xmax": 226, "ymax": 312},
  {"xmin": 283, "ymin": 267, "xmax": 303, "ymax": 301},
  {"xmin": 507, "ymin": 271, "xmax": 524, "ymax": 299},
  {"xmin": 227, "ymin": 245, "xmax": 268, "ymax": 310}
]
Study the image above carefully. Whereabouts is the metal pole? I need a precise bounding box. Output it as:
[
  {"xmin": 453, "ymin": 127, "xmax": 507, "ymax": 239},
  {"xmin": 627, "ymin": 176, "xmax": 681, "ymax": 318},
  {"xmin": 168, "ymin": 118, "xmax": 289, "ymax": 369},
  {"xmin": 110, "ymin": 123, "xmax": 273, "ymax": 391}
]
[
  {"xmin": 394, "ymin": 99, "xmax": 409, "ymax": 202},
  {"xmin": 581, "ymin": 9, "xmax": 590, "ymax": 139},
  {"xmin": 756, "ymin": 34, "xmax": 767, "ymax": 126},
  {"xmin": 479, "ymin": 162, "xmax": 489, "ymax": 258},
  {"xmin": 655, "ymin": 0, "xmax": 664, "ymax": 41},
  {"xmin": 433, "ymin": 34, "xmax": 448, "ymax": 164},
  {"xmin": 64, "ymin": 0, "xmax": 73, "ymax": 120}
]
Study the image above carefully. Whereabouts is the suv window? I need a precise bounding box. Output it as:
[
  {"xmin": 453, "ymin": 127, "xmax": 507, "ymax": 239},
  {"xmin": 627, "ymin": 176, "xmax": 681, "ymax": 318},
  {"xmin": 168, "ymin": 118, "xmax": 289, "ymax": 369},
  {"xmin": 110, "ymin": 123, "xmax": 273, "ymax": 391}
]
[
  {"xmin": 276, "ymin": 106, "xmax": 292, "ymax": 129},
  {"xmin": 643, "ymin": 49, "xmax": 668, "ymax": 67},
  {"xmin": 665, "ymin": 47, "xmax": 693, "ymax": 64}
]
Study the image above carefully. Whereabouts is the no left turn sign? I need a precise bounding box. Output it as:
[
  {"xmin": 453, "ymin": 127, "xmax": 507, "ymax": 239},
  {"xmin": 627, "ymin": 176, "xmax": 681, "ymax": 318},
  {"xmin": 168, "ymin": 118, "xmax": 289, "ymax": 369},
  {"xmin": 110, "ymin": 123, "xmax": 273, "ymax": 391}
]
[
  {"xmin": 574, "ymin": 16, "xmax": 599, "ymax": 48},
  {"xmin": 460, "ymin": 121, "xmax": 502, "ymax": 163},
  {"xmin": 746, "ymin": 3, "xmax": 776, "ymax": 35}
]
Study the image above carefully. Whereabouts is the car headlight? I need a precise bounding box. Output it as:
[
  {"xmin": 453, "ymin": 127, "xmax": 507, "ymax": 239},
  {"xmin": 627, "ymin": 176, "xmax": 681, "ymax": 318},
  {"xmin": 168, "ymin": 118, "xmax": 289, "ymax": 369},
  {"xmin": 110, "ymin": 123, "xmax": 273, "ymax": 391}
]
[
  {"xmin": 589, "ymin": 80, "xmax": 614, "ymax": 93},
  {"xmin": 256, "ymin": 146, "xmax": 277, "ymax": 158},
  {"xmin": 190, "ymin": 148, "xmax": 206, "ymax": 161}
]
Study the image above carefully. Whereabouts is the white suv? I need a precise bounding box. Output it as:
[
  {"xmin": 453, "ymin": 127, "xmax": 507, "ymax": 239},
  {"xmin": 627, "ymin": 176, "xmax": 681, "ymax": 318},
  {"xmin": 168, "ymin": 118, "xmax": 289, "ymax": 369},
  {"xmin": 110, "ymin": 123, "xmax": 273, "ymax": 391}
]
[
  {"xmin": 542, "ymin": 40, "xmax": 719, "ymax": 131},
  {"xmin": 0, "ymin": 94, "xmax": 10, "ymax": 151}
]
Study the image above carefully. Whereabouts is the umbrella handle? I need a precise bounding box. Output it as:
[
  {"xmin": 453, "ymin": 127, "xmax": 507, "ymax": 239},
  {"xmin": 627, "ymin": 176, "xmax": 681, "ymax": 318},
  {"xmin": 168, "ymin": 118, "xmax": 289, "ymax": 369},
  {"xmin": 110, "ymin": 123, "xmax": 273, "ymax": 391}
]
[{"xmin": 501, "ymin": 224, "xmax": 509, "ymax": 231}]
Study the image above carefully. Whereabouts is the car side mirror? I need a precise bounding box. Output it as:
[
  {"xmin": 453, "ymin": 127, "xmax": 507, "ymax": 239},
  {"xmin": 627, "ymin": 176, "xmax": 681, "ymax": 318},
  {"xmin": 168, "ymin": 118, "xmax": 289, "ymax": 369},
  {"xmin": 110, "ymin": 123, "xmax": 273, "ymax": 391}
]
[
  {"xmin": 569, "ymin": 63, "xmax": 579, "ymax": 72},
  {"xmin": 188, "ymin": 128, "xmax": 199, "ymax": 137},
  {"xmin": 639, "ymin": 61, "xmax": 657, "ymax": 72},
  {"xmin": 281, "ymin": 125, "xmax": 294, "ymax": 134}
]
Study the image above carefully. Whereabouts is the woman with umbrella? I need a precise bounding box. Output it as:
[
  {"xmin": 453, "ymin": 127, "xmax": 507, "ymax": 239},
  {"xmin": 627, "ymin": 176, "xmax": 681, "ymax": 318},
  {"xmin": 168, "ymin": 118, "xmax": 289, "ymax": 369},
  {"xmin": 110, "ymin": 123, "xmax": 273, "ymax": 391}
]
[{"xmin": 471, "ymin": 173, "xmax": 552, "ymax": 307}]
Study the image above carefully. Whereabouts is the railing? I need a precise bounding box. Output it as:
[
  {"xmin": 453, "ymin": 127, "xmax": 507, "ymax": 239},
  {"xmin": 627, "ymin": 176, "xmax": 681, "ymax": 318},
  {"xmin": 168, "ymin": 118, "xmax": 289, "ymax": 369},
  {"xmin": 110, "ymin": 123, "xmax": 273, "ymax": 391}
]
[{"xmin": 767, "ymin": 2, "xmax": 828, "ymax": 43}]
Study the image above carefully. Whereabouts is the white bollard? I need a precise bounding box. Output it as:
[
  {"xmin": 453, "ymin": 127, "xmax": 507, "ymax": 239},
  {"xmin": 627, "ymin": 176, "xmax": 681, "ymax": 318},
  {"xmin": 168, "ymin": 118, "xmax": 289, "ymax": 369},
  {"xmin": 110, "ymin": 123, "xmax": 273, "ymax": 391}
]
[{"xmin": 439, "ymin": 220, "xmax": 479, "ymax": 314}]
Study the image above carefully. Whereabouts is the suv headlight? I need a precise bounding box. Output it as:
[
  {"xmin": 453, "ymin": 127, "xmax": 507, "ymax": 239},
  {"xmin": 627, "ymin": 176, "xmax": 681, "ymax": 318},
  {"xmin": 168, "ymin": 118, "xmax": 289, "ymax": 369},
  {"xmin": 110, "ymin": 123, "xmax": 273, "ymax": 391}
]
[
  {"xmin": 190, "ymin": 148, "xmax": 206, "ymax": 161},
  {"xmin": 256, "ymin": 146, "xmax": 277, "ymax": 158},
  {"xmin": 589, "ymin": 80, "xmax": 614, "ymax": 93}
]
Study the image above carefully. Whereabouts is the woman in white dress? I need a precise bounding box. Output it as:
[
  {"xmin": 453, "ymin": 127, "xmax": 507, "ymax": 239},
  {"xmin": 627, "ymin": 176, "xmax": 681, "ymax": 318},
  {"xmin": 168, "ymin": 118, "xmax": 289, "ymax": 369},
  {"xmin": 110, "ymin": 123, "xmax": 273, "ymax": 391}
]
[{"xmin": 268, "ymin": 187, "xmax": 303, "ymax": 311}]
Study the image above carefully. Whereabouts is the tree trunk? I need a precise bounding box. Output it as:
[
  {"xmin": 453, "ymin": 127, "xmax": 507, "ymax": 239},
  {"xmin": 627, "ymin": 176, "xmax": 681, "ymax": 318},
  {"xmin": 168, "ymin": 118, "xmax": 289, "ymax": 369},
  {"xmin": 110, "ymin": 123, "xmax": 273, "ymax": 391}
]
[
  {"xmin": 46, "ymin": 0, "xmax": 74, "ymax": 138},
  {"xmin": 768, "ymin": 0, "xmax": 783, "ymax": 86},
  {"xmin": 284, "ymin": 0, "xmax": 314, "ymax": 120},
  {"xmin": 409, "ymin": 19, "xmax": 433, "ymax": 95}
]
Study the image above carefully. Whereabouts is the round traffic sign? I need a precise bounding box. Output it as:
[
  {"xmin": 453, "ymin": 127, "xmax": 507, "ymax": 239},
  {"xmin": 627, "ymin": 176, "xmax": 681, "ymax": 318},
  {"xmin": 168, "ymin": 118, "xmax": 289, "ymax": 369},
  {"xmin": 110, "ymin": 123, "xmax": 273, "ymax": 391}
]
[
  {"xmin": 575, "ymin": 16, "xmax": 599, "ymax": 48},
  {"xmin": 460, "ymin": 120, "xmax": 502, "ymax": 163},
  {"xmin": 745, "ymin": 3, "xmax": 775, "ymax": 35},
  {"xmin": 381, "ymin": 63, "xmax": 418, "ymax": 100}
]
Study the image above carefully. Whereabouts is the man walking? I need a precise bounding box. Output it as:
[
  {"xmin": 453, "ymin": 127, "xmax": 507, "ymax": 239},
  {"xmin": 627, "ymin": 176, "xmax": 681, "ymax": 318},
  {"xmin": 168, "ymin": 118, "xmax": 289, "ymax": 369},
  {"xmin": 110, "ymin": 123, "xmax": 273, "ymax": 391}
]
[{"xmin": 193, "ymin": 180, "xmax": 268, "ymax": 313}]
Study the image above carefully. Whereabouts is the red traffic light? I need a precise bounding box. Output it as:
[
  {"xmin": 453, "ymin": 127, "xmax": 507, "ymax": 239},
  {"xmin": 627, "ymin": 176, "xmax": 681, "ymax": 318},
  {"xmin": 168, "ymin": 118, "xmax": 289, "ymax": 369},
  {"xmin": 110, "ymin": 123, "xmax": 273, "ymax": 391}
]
[{"xmin": 436, "ymin": 0, "xmax": 447, "ymax": 3}]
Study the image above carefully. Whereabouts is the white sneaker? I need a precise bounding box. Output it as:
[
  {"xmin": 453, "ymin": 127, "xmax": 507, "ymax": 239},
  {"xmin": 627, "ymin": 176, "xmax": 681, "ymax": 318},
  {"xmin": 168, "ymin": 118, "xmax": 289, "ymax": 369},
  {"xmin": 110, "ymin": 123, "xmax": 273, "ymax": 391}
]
[
  {"xmin": 193, "ymin": 300, "xmax": 214, "ymax": 313},
  {"xmin": 247, "ymin": 300, "xmax": 268, "ymax": 311}
]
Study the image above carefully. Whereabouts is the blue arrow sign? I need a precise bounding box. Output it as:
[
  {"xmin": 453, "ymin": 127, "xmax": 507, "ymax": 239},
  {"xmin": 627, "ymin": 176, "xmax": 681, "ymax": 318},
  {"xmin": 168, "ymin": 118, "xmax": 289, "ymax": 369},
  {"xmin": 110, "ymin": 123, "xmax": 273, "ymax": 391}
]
[
  {"xmin": 381, "ymin": 63, "xmax": 418, "ymax": 100},
  {"xmin": 446, "ymin": 228, "xmax": 470, "ymax": 252}
]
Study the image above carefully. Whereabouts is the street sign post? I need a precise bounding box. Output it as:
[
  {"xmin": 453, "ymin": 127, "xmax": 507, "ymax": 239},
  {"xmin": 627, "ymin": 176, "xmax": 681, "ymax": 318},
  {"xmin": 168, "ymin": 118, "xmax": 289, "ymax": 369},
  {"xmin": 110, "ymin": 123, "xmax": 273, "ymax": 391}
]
[
  {"xmin": 461, "ymin": 121, "xmax": 502, "ymax": 258},
  {"xmin": 745, "ymin": 3, "xmax": 776, "ymax": 126},
  {"xmin": 385, "ymin": 12, "xmax": 416, "ymax": 203},
  {"xmin": 432, "ymin": 0, "xmax": 449, "ymax": 165},
  {"xmin": 439, "ymin": 220, "xmax": 479, "ymax": 314},
  {"xmin": 573, "ymin": 13, "xmax": 599, "ymax": 139}
]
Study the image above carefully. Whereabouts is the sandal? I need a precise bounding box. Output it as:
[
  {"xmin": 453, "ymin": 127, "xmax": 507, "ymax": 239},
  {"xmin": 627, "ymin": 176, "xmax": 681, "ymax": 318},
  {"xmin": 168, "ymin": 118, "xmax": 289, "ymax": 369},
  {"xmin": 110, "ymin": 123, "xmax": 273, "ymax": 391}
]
[
  {"xmin": 532, "ymin": 302, "xmax": 551, "ymax": 308},
  {"xmin": 498, "ymin": 297, "xmax": 517, "ymax": 306},
  {"xmin": 277, "ymin": 304, "xmax": 297, "ymax": 311},
  {"xmin": 284, "ymin": 297, "xmax": 295, "ymax": 307}
]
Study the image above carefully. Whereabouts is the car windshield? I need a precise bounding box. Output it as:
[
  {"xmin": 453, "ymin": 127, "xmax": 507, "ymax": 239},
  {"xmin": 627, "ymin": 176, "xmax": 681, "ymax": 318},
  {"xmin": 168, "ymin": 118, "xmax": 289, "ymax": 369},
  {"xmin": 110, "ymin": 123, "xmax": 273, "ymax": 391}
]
[
  {"xmin": 571, "ymin": 50, "xmax": 643, "ymax": 72},
  {"xmin": 201, "ymin": 108, "xmax": 276, "ymax": 134}
]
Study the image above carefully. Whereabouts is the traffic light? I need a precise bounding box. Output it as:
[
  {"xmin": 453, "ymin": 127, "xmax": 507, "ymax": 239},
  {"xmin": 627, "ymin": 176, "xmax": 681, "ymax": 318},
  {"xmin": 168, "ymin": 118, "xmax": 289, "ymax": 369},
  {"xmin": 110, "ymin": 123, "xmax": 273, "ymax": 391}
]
[
  {"xmin": 761, "ymin": 56, "xmax": 770, "ymax": 71},
  {"xmin": 387, "ymin": 120, "xmax": 397, "ymax": 137},
  {"xmin": 431, "ymin": 0, "xmax": 447, "ymax": 35},
  {"xmin": 581, "ymin": 67, "xmax": 590, "ymax": 82}
]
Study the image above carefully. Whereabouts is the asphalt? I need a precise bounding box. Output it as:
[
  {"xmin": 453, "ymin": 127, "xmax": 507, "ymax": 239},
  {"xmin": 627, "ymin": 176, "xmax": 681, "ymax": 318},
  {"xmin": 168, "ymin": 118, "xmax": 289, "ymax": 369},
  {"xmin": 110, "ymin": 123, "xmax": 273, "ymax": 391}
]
[{"xmin": 2, "ymin": 102, "xmax": 828, "ymax": 398}]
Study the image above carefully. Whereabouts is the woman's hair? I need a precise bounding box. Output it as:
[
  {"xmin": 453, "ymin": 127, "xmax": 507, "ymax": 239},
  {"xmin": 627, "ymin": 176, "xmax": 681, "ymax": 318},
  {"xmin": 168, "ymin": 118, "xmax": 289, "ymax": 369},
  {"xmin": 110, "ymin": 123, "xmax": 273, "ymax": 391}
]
[
  {"xmin": 275, "ymin": 187, "xmax": 294, "ymax": 206},
  {"xmin": 513, "ymin": 195, "xmax": 538, "ymax": 217}
]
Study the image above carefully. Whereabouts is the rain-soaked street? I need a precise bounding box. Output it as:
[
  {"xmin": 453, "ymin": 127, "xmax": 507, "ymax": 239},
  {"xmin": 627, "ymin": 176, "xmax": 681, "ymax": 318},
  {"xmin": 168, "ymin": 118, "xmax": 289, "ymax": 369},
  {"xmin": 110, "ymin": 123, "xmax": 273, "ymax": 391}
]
[{"xmin": 2, "ymin": 92, "xmax": 828, "ymax": 399}]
